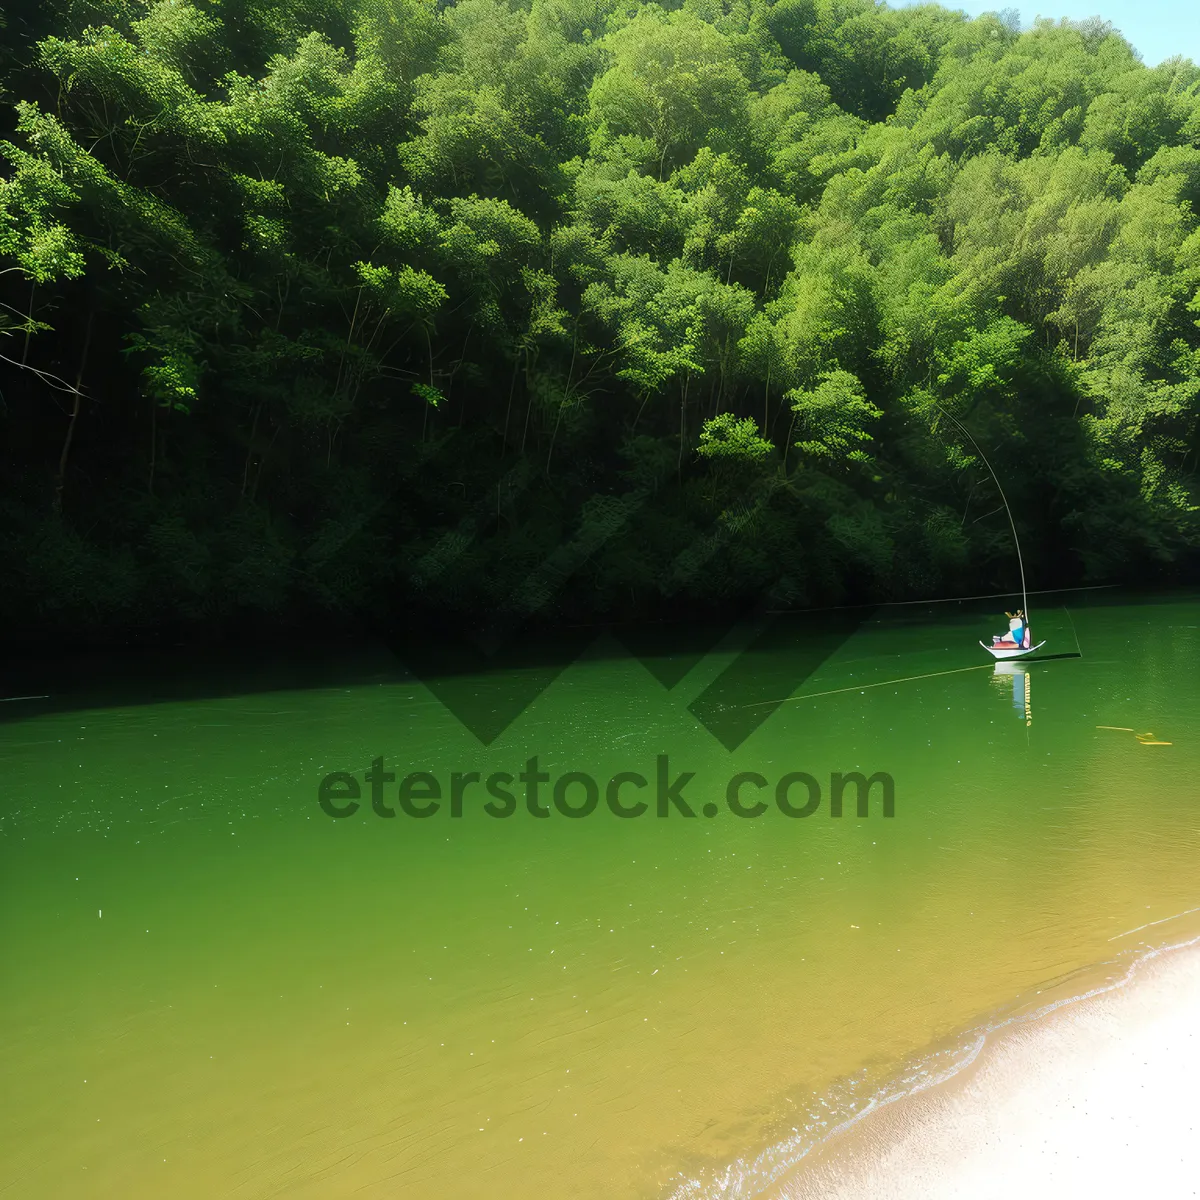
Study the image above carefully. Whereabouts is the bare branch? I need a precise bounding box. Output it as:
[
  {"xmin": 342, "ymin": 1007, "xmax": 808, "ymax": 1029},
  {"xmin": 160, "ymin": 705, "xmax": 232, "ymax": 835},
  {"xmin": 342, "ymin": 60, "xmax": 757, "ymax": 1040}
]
[{"xmin": 0, "ymin": 350, "xmax": 90, "ymax": 399}]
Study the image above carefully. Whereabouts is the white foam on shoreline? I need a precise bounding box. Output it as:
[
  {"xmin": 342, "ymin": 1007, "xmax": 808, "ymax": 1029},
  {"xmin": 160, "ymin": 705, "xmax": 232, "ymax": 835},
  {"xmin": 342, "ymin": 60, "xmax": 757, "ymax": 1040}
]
[
  {"xmin": 665, "ymin": 932, "xmax": 1200, "ymax": 1200},
  {"xmin": 778, "ymin": 936, "xmax": 1200, "ymax": 1200}
]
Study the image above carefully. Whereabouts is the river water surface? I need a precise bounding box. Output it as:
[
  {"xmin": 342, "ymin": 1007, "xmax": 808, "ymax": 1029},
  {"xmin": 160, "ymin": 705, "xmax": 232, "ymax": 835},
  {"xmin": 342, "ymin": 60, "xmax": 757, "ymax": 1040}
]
[{"xmin": 2, "ymin": 592, "xmax": 1198, "ymax": 1198}]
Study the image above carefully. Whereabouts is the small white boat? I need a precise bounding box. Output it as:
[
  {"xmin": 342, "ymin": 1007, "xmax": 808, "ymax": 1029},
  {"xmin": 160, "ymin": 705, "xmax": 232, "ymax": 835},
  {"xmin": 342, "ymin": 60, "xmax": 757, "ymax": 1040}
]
[{"xmin": 980, "ymin": 639, "xmax": 1045, "ymax": 660}]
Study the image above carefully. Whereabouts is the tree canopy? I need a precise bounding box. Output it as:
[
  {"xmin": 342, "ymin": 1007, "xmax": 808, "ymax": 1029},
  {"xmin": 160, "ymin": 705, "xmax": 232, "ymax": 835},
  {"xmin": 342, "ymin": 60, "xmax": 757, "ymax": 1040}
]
[{"xmin": 2, "ymin": 0, "xmax": 1199, "ymax": 643}]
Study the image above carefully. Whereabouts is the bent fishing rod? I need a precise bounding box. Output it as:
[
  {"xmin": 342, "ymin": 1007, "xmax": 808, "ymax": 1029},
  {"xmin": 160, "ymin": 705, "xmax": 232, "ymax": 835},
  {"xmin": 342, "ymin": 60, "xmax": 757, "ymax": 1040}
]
[{"xmin": 927, "ymin": 400, "xmax": 1030, "ymax": 622}]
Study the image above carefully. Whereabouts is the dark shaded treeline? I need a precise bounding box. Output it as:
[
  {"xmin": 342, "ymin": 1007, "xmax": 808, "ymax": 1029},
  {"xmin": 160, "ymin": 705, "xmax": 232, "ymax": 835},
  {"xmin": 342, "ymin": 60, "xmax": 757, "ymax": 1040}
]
[{"xmin": 2, "ymin": 0, "xmax": 1199, "ymax": 651}]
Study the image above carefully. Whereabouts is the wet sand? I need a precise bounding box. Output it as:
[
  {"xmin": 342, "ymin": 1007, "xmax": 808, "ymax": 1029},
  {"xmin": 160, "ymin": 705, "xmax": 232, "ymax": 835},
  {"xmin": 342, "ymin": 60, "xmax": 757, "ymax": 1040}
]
[{"xmin": 780, "ymin": 939, "xmax": 1200, "ymax": 1200}]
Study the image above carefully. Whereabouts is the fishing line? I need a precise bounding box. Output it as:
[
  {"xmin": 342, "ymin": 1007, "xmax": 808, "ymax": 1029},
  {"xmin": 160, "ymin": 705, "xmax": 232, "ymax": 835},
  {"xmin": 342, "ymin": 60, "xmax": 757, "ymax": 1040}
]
[
  {"xmin": 742, "ymin": 663, "xmax": 994, "ymax": 708},
  {"xmin": 1063, "ymin": 605, "xmax": 1082, "ymax": 657},
  {"xmin": 929, "ymin": 401, "xmax": 1029, "ymax": 623},
  {"xmin": 765, "ymin": 583, "xmax": 1116, "ymax": 615}
]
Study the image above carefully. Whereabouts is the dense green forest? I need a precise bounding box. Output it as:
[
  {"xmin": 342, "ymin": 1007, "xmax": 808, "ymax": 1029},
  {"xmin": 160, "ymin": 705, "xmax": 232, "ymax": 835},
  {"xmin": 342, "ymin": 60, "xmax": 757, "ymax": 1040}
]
[{"xmin": 2, "ymin": 0, "xmax": 1199, "ymax": 646}]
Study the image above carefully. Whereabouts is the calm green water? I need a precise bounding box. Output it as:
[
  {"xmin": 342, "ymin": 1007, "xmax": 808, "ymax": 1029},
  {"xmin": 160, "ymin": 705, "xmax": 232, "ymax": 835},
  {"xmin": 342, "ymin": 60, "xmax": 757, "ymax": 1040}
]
[{"xmin": 2, "ymin": 595, "xmax": 1199, "ymax": 1199}]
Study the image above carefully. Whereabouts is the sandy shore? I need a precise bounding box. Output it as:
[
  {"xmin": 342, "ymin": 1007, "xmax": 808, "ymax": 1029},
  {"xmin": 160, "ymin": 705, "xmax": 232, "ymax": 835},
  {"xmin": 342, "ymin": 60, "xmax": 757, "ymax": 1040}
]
[{"xmin": 779, "ymin": 939, "xmax": 1200, "ymax": 1200}]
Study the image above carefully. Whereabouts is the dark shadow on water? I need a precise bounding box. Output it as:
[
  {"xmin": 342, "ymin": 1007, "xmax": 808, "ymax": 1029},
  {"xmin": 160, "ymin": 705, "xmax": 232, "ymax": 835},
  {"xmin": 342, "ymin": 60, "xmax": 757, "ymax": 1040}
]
[
  {"xmin": 0, "ymin": 640, "xmax": 405, "ymax": 726},
  {"xmin": 611, "ymin": 620, "xmax": 736, "ymax": 691},
  {"xmin": 2, "ymin": 587, "xmax": 1185, "ymax": 725},
  {"xmin": 381, "ymin": 625, "xmax": 598, "ymax": 746},
  {"xmin": 688, "ymin": 608, "xmax": 877, "ymax": 751}
]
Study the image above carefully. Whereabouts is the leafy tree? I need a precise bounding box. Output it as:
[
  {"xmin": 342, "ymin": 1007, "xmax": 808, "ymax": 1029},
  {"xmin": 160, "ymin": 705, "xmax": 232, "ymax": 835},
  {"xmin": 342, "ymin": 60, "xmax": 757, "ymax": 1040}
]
[{"xmin": 2, "ymin": 0, "xmax": 1200, "ymax": 646}]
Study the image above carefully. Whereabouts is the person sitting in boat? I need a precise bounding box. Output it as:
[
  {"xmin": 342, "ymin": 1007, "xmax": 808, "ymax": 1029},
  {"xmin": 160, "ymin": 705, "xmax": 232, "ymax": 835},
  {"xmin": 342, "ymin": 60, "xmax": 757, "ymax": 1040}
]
[
  {"xmin": 993, "ymin": 611, "xmax": 1028, "ymax": 648},
  {"xmin": 1008, "ymin": 611, "xmax": 1026, "ymax": 646}
]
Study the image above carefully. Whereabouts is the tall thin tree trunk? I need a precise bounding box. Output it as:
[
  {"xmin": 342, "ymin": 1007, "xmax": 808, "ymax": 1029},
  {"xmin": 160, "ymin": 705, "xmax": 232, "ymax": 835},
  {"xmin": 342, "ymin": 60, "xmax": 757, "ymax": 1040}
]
[
  {"xmin": 564, "ymin": 327, "xmax": 578, "ymax": 402},
  {"xmin": 54, "ymin": 308, "xmax": 94, "ymax": 513},
  {"xmin": 501, "ymin": 356, "xmax": 520, "ymax": 452},
  {"xmin": 546, "ymin": 330, "xmax": 579, "ymax": 477},
  {"xmin": 335, "ymin": 286, "xmax": 363, "ymax": 399},
  {"xmin": 149, "ymin": 399, "xmax": 158, "ymax": 496},
  {"xmin": 520, "ymin": 348, "xmax": 536, "ymax": 457},
  {"xmin": 241, "ymin": 403, "xmax": 262, "ymax": 497},
  {"xmin": 21, "ymin": 281, "xmax": 35, "ymax": 366},
  {"xmin": 632, "ymin": 391, "xmax": 650, "ymax": 434},
  {"xmin": 422, "ymin": 325, "xmax": 435, "ymax": 444},
  {"xmin": 677, "ymin": 372, "xmax": 690, "ymax": 478},
  {"xmin": 782, "ymin": 410, "xmax": 797, "ymax": 471},
  {"xmin": 454, "ymin": 322, "xmax": 474, "ymax": 427},
  {"xmin": 251, "ymin": 422, "xmax": 280, "ymax": 502},
  {"xmin": 546, "ymin": 400, "xmax": 565, "ymax": 478}
]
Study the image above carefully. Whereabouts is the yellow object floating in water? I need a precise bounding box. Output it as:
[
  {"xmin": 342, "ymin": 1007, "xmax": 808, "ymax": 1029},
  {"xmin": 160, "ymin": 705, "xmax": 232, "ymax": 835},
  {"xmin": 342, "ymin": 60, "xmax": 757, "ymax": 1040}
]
[{"xmin": 1096, "ymin": 726, "xmax": 1172, "ymax": 745}]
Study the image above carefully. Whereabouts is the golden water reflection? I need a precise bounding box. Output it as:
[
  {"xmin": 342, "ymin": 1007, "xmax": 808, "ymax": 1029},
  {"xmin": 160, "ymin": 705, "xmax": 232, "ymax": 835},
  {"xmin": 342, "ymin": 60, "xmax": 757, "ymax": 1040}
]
[{"xmin": 1, "ymin": 600, "xmax": 1198, "ymax": 1199}]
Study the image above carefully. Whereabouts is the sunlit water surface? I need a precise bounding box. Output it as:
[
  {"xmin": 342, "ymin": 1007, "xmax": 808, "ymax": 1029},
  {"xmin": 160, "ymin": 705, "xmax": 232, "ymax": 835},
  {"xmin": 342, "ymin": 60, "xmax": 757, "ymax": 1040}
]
[{"xmin": 2, "ymin": 594, "xmax": 1198, "ymax": 1198}]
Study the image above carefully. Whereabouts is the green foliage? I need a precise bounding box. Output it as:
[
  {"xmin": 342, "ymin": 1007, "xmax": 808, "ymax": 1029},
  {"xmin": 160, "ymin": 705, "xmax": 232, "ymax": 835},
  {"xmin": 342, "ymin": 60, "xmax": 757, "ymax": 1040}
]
[
  {"xmin": 788, "ymin": 368, "xmax": 880, "ymax": 461},
  {"xmin": 589, "ymin": 9, "xmax": 753, "ymax": 176},
  {"xmin": 2, "ymin": 0, "xmax": 1199, "ymax": 644},
  {"xmin": 698, "ymin": 412, "xmax": 773, "ymax": 460},
  {"xmin": 412, "ymin": 381, "xmax": 444, "ymax": 407}
]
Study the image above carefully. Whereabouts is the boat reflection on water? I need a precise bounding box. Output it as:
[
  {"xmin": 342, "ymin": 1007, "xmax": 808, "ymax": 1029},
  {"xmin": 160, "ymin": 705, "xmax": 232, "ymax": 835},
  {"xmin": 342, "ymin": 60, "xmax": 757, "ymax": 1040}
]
[{"xmin": 992, "ymin": 661, "xmax": 1032, "ymax": 725}]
